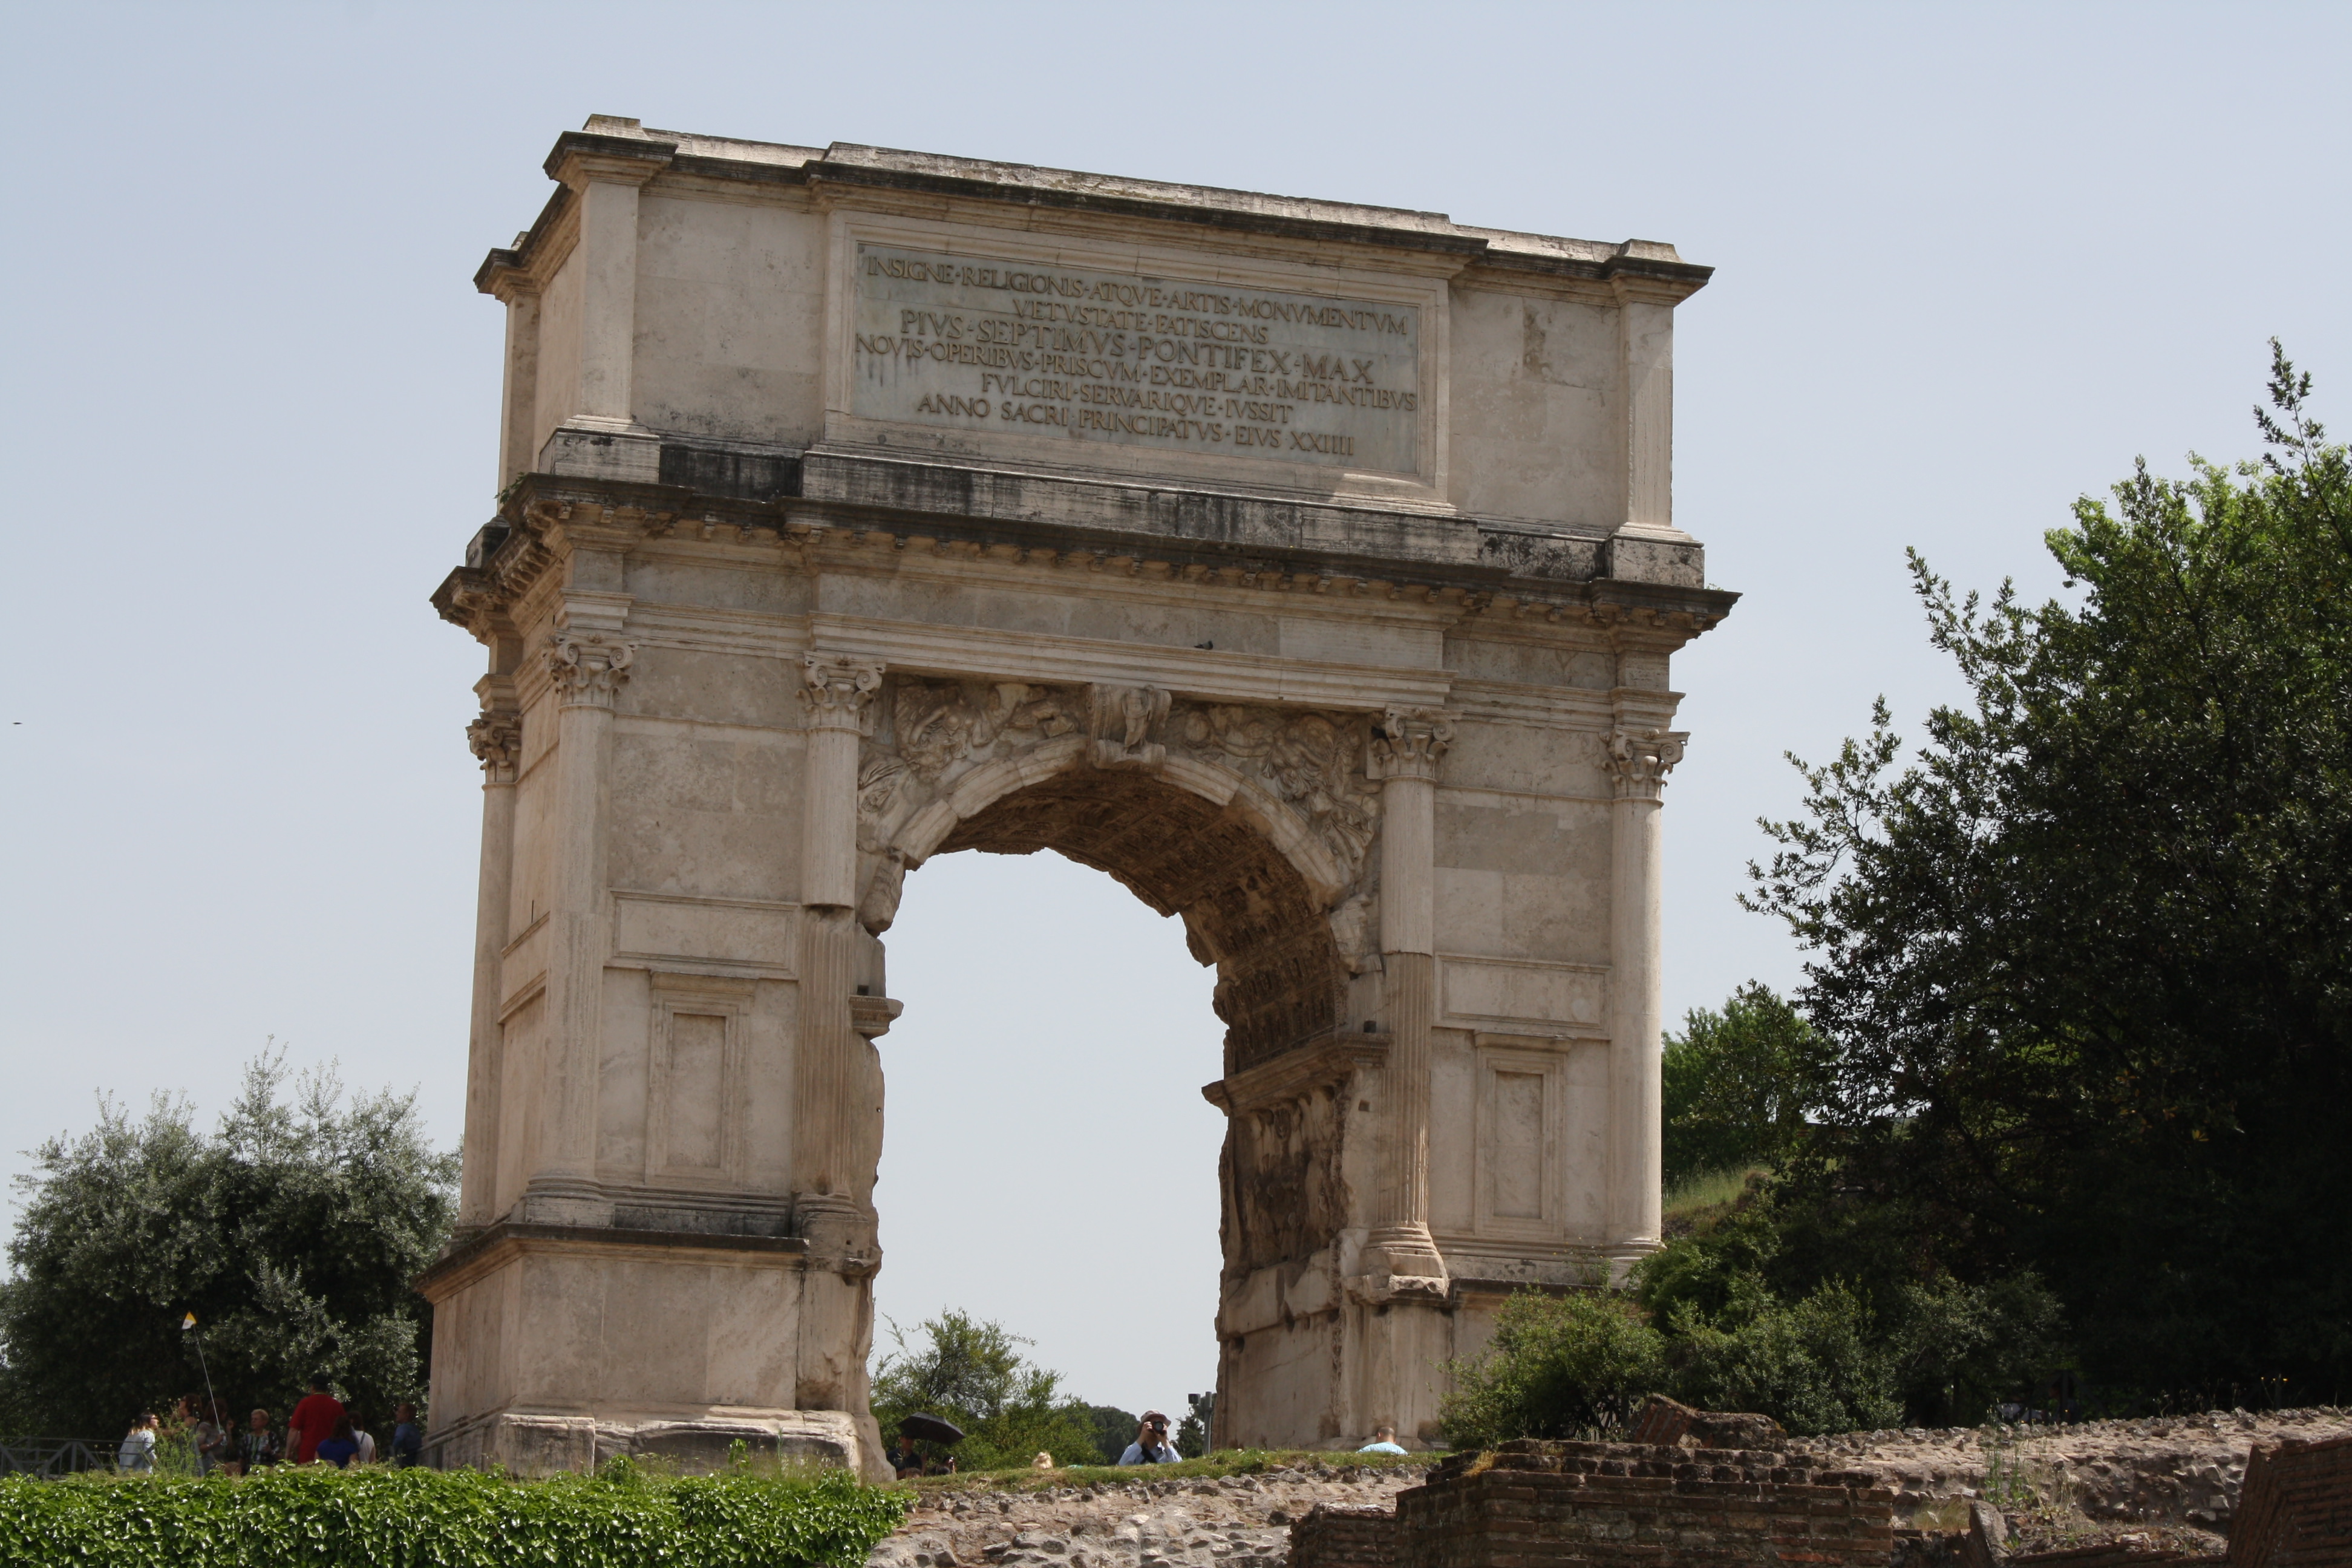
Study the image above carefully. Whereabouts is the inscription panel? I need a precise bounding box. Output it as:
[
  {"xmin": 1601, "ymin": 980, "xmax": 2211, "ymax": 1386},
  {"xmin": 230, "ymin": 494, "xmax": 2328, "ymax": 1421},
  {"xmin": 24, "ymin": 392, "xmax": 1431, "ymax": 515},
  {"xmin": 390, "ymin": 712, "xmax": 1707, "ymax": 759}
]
[{"xmin": 851, "ymin": 244, "xmax": 1421, "ymax": 474}]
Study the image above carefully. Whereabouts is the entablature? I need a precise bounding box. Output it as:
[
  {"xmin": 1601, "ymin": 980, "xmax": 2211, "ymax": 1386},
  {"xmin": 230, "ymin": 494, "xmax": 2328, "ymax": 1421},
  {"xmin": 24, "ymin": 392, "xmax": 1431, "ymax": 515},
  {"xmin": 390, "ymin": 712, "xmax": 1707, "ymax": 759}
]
[{"xmin": 433, "ymin": 465, "xmax": 1739, "ymax": 652}]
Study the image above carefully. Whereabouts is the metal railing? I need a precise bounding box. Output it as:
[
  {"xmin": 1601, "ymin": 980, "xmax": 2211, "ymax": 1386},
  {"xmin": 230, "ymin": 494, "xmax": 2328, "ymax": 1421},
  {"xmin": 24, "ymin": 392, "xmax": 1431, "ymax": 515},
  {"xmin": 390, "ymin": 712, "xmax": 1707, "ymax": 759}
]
[{"xmin": 0, "ymin": 1438, "xmax": 120, "ymax": 1478}]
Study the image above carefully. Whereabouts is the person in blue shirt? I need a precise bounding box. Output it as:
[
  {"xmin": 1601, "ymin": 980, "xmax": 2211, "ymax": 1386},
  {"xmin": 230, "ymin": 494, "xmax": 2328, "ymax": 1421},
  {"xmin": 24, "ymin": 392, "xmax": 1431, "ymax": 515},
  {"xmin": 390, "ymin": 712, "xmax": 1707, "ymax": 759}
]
[
  {"xmin": 390, "ymin": 1402, "xmax": 423, "ymax": 1468},
  {"xmin": 1359, "ymin": 1425, "xmax": 1408, "ymax": 1455},
  {"xmin": 1116, "ymin": 1411, "xmax": 1181, "ymax": 1465},
  {"xmin": 313, "ymin": 1416, "xmax": 360, "ymax": 1469}
]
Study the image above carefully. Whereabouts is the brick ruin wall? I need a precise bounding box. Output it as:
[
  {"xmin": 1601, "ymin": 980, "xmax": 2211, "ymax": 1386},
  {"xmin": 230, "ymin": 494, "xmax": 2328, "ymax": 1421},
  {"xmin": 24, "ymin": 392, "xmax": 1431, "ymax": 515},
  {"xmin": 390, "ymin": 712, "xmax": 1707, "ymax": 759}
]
[
  {"xmin": 2226, "ymin": 1434, "xmax": 2352, "ymax": 1568},
  {"xmin": 1277, "ymin": 1424, "xmax": 2352, "ymax": 1568},
  {"xmin": 1290, "ymin": 1504, "xmax": 1399, "ymax": 1568}
]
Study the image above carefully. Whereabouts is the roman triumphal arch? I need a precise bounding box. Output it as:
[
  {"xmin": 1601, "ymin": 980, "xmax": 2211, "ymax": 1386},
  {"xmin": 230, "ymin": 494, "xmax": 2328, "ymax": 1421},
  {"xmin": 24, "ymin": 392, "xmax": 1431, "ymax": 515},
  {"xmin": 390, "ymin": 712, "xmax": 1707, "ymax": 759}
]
[{"xmin": 419, "ymin": 118, "xmax": 1733, "ymax": 1478}]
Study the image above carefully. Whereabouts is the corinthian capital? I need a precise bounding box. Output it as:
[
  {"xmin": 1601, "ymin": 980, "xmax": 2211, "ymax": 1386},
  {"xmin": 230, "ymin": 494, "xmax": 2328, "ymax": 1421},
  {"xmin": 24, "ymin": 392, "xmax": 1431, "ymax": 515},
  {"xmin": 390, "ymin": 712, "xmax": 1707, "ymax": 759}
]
[
  {"xmin": 466, "ymin": 710, "xmax": 522, "ymax": 783},
  {"xmin": 545, "ymin": 635, "xmax": 635, "ymax": 709},
  {"xmin": 1369, "ymin": 707, "xmax": 1454, "ymax": 783},
  {"xmin": 801, "ymin": 653, "xmax": 884, "ymax": 733},
  {"xmin": 1606, "ymin": 727, "xmax": 1687, "ymax": 799}
]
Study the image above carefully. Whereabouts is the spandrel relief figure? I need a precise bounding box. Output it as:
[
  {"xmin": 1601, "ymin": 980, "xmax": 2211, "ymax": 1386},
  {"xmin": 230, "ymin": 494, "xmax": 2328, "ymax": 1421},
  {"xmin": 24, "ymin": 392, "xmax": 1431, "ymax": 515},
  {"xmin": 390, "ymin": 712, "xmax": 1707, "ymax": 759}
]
[
  {"xmin": 1174, "ymin": 702, "xmax": 1380, "ymax": 883},
  {"xmin": 890, "ymin": 679, "xmax": 1079, "ymax": 783}
]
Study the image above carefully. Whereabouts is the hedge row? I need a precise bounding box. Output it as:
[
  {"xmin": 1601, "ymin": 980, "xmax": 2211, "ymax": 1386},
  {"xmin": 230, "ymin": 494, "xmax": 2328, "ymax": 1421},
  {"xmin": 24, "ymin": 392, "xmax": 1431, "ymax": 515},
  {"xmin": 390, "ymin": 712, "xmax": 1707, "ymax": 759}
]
[{"xmin": 0, "ymin": 1462, "xmax": 909, "ymax": 1567}]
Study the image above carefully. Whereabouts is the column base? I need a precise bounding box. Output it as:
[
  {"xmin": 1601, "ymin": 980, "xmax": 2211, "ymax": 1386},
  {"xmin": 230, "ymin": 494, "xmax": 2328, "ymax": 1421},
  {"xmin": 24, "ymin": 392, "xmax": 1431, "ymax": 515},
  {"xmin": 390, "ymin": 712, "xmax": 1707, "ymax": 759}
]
[
  {"xmin": 514, "ymin": 1176, "xmax": 613, "ymax": 1228},
  {"xmin": 1363, "ymin": 1223, "xmax": 1451, "ymax": 1294}
]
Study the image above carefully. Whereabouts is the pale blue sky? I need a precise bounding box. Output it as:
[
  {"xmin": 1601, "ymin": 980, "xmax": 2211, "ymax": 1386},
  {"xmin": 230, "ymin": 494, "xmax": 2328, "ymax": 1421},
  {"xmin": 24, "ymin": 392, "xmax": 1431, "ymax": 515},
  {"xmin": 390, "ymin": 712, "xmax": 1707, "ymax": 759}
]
[{"xmin": 2, "ymin": 2, "xmax": 2345, "ymax": 1420}]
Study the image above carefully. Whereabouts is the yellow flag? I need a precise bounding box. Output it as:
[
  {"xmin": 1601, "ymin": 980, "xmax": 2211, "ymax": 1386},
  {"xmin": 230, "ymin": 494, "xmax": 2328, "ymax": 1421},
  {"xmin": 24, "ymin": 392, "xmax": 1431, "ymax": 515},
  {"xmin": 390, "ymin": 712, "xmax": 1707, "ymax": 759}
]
[{"xmin": 181, "ymin": 1313, "xmax": 198, "ymax": 1330}]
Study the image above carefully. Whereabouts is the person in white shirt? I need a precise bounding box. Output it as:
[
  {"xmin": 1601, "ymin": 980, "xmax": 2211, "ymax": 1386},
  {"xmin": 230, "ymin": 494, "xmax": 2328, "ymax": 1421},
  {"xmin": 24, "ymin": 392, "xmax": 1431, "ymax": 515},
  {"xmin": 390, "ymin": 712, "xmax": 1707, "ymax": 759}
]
[
  {"xmin": 1359, "ymin": 1425, "xmax": 1408, "ymax": 1455},
  {"xmin": 117, "ymin": 1412, "xmax": 159, "ymax": 1472},
  {"xmin": 1117, "ymin": 1411, "xmax": 1180, "ymax": 1465},
  {"xmin": 352, "ymin": 1419, "xmax": 377, "ymax": 1465}
]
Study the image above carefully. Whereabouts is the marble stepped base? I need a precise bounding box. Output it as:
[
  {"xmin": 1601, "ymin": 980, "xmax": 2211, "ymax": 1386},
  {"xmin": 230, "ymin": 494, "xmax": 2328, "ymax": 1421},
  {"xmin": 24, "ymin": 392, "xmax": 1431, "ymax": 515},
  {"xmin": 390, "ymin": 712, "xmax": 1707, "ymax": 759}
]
[{"xmin": 423, "ymin": 1407, "xmax": 880, "ymax": 1478}]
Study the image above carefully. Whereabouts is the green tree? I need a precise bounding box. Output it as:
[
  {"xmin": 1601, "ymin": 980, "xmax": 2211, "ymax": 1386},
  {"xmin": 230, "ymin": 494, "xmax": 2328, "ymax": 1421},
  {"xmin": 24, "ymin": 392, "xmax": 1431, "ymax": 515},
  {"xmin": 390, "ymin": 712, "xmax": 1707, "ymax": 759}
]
[
  {"xmin": 1175, "ymin": 1390, "xmax": 1214, "ymax": 1459},
  {"xmin": 1661, "ymin": 983, "xmax": 1820, "ymax": 1187},
  {"xmin": 868, "ymin": 1311, "xmax": 1105, "ymax": 1469},
  {"xmin": 0, "ymin": 1054, "xmax": 458, "ymax": 1436},
  {"xmin": 1746, "ymin": 345, "xmax": 2352, "ymax": 1399},
  {"xmin": 1079, "ymin": 1404, "xmax": 1139, "ymax": 1466}
]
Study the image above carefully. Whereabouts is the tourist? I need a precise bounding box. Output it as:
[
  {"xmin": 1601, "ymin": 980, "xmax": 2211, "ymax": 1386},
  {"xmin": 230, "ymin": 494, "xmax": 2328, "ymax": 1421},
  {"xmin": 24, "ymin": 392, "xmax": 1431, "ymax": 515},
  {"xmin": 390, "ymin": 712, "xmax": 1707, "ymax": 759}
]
[
  {"xmin": 194, "ymin": 1399, "xmax": 232, "ymax": 1475},
  {"xmin": 351, "ymin": 1413, "xmax": 377, "ymax": 1465},
  {"xmin": 893, "ymin": 1432, "xmax": 922, "ymax": 1480},
  {"xmin": 1031, "ymin": 1451, "xmax": 1055, "ymax": 1469},
  {"xmin": 286, "ymin": 1376, "xmax": 345, "ymax": 1466},
  {"xmin": 117, "ymin": 1411, "xmax": 159, "ymax": 1473},
  {"xmin": 390, "ymin": 1403, "xmax": 423, "ymax": 1468},
  {"xmin": 239, "ymin": 1408, "xmax": 280, "ymax": 1471},
  {"xmin": 1359, "ymin": 1425, "xmax": 1407, "ymax": 1455},
  {"xmin": 315, "ymin": 1416, "xmax": 359, "ymax": 1469},
  {"xmin": 1116, "ymin": 1411, "xmax": 1180, "ymax": 1465}
]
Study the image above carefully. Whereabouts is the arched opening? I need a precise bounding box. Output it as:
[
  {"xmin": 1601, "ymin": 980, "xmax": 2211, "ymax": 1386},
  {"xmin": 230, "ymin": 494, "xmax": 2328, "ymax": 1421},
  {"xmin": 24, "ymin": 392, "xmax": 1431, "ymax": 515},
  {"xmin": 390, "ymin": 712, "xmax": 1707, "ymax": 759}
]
[
  {"xmin": 867, "ymin": 756, "xmax": 1358, "ymax": 1446},
  {"xmin": 867, "ymin": 849, "xmax": 1223, "ymax": 1431},
  {"xmin": 938, "ymin": 768, "xmax": 1345, "ymax": 1076}
]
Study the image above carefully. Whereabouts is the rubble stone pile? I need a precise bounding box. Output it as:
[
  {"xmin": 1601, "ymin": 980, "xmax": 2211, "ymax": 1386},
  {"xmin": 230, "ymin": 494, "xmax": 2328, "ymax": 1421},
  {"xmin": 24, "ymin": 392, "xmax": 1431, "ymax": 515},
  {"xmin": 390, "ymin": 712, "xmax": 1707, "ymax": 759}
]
[
  {"xmin": 1819, "ymin": 1408, "xmax": 2352, "ymax": 1555},
  {"xmin": 865, "ymin": 1461, "xmax": 1430, "ymax": 1568}
]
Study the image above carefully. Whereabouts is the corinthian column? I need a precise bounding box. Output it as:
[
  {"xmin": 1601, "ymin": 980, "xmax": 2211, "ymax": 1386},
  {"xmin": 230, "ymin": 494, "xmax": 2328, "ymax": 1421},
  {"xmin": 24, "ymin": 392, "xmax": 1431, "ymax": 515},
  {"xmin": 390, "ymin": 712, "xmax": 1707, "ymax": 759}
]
[
  {"xmin": 459, "ymin": 693, "xmax": 521, "ymax": 1229},
  {"xmin": 1367, "ymin": 706, "xmax": 1453, "ymax": 1285},
  {"xmin": 1603, "ymin": 725, "xmax": 1685, "ymax": 1250},
  {"xmin": 794, "ymin": 653, "xmax": 883, "ymax": 1251},
  {"xmin": 525, "ymin": 633, "xmax": 632, "ymax": 1224}
]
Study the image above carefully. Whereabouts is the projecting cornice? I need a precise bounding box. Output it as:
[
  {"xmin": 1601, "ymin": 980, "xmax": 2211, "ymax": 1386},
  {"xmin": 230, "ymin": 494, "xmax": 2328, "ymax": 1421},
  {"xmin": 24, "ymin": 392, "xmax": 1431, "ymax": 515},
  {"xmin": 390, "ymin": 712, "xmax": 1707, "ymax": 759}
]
[{"xmin": 472, "ymin": 119, "xmax": 1713, "ymax": 301}]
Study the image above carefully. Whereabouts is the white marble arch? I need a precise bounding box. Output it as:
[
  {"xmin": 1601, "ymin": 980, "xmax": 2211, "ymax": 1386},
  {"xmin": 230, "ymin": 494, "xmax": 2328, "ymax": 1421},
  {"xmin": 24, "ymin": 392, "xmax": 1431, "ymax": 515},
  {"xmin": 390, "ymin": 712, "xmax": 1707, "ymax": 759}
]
[{"xmin": 420, "ymin": 119, "xmax": 1729, "ymax": 1480}]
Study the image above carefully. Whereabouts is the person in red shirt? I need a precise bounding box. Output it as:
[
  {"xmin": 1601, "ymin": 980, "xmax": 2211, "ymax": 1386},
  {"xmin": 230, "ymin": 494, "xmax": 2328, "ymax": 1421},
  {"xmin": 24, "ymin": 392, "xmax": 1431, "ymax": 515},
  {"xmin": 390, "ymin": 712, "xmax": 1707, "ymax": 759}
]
[{"xmin": 286, "ymin": 1376, "xmax": 346, "ymax": 1466}]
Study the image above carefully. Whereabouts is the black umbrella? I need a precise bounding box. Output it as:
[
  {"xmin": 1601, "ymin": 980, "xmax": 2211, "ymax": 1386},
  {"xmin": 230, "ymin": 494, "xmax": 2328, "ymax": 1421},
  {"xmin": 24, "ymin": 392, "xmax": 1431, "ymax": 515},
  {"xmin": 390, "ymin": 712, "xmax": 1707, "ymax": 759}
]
[{"xmin": 898, "ymin": 1414, "xmax": 966, "ymax": 1445}]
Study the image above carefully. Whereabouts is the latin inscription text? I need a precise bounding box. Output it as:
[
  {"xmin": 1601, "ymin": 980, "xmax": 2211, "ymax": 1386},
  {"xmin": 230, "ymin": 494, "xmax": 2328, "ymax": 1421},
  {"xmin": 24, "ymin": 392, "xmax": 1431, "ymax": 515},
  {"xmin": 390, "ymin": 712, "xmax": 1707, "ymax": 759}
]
[{"xmin": 852, "ymin": 245, "xmax": 1420, "ymax": 473}]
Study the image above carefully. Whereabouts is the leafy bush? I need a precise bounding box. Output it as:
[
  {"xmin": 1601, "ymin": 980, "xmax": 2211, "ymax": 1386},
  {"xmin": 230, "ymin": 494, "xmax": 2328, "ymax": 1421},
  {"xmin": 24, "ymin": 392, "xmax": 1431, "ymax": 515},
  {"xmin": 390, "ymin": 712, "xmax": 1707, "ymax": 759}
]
[
  {"xmin": 1637, "ymin": 1172, "xmax": 2069, "ymax": 1428},
  {"xmin": 1439, "ymin": 1289, "xmax": 1664, "ymax": 1448},
  {"xmin": 1440, "ymin": 1186, "xmax": 2073, "ymax": 1448},
  {"xmin": 1658, "ymin": 1283, "xmax": 1901, "ymax": 1436},
  {"xmin": 0, "ymin": 1462, "xmax": 907, "ymax": 1568}
]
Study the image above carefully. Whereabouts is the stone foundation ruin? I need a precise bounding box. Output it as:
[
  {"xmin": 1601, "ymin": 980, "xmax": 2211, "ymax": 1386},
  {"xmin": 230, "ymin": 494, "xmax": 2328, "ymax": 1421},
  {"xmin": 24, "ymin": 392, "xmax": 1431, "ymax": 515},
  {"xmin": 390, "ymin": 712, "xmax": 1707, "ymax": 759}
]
[{"xmin": 1269, "ymin": 1403, "xmax": 2352, "ymax": 1568}]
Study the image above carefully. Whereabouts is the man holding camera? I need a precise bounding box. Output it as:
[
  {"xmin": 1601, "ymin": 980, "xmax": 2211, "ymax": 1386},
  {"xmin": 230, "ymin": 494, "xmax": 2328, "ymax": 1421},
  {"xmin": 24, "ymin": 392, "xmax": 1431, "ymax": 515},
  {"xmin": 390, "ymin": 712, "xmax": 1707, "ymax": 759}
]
[{"xmin": 1116, "ymin": 1410, "xmax": 1181, "ymax": 1465}]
